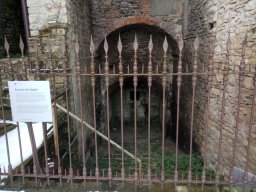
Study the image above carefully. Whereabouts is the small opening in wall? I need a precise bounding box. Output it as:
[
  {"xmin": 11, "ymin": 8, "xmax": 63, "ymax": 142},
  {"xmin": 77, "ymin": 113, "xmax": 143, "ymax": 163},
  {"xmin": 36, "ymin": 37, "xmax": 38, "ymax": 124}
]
[{"xmin": 209, "ymin": 22, "xmax": 215, "ymax": 30}]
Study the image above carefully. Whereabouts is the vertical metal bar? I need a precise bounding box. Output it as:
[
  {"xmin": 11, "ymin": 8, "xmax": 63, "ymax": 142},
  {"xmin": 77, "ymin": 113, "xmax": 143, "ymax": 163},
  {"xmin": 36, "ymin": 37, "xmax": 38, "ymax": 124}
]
[
  {"xmin": 3, "ymin": 36, "xmax": 13, "ymax": 182},
  {"xmin": 161, "ymin": 36, "xmax": 168, "ymax": 182},
  {"xmin": 231, "ymin": 34, "xmax": 247, "ymax": 183},
  {"xmin": 133, "ymin": 34, "xmax": 138, "ymax": 181},
  {"xmin": 90, "ymin": 36, "xmax": 99, "ymax": 179},
  {"xmin": 48, "ymin": 37, "xmax": 62, "ymax": 182},
  {"xmin": 20, "ymin": 37, "xmax": 41, "ymax": 183},
  {"xmin": 174, "ymin": 35, "xmax": 183, "ymax": 182},
  {"xmin": 188, "ymin": 35, "xmax": 199, "ymax": 182},
  {"xmin": 27, "ymin": 122, "xmax": 41, "ymax": 173},
  {"xmin": 216, "ymin": 33, "xmax": 231, "ymax": 183},
  {"xmin": 34, "ymin": 40, "xmax": 50, "ymax": 183},
  {"xmin": 244, "ymin": 74, "xmax": 256, "ymax": 184},
  {"xmin": 16, "ymin": 122, "xmax": 25, "ymax": 180},
  {"xmin": 104, "ymin": 37, "xmax": 112, "ymax": 179},
  {"xmin": 75, "ymin": 36, "xmax": 86, "ymax": 181},
  {"xmin": 62, "ymin": 38, "xmax": 73, "ymax": 182},
  {"xmin": 117, "ymin": 34, "xmax": 125, "ymax": 179},
  {"xmin": 147, "ymin": 35, "xmax": 153, "ymax": 181},
  {"xmin": 202, "ymin": 43, "xmax": 214, "ymax": 184}
]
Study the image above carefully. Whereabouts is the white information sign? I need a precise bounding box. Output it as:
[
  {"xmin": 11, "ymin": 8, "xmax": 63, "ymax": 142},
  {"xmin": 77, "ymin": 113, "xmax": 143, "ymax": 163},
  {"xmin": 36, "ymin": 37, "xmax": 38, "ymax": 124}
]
[{"xmin": 8, "ymin": 81, "xmax": 52, "ymax": 122}]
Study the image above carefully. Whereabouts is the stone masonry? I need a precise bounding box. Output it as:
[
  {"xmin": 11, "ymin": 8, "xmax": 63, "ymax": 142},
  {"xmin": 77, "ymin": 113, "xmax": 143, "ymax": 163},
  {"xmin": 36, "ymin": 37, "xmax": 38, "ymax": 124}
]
[
  {"xmin": 182, "ymin": 0, "xmax": 256, "ymax": 173},
  {"xmin": 23, "ymin": 0, "xmax": 256, "ymax": 174}
]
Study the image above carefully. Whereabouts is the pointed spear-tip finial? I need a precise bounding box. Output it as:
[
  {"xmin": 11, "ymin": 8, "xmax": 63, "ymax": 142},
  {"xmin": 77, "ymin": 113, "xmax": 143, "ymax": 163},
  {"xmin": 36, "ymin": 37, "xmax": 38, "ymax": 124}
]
[
  {"xmin": 163, "ymin": 36, "xmax": 168, "ymax": 53},
  {"xmin": 178, "ymin": 34, "xmax": 183, "ymax": 52},
  {"xmin": 61, "ymin": 38, "xmax": 66, "ymax": 54},
  {"xmin": 19, "ymin": 35, "xmax": 24, "ymax": 56},
  {"xmin": 148, "ymin": 35, "xmax": 153, "ymax": 53},
  {"xmin": 133, "ymin": 33, "xmax": 138, "ymax": 51},
  {"xmin": 90, "ymin": 35, "xmax": 95, "ymax": 55},
  {"xmin": 4, "ymin": 36, "xmax": 9, "ymax": 55},
  {"xmin": 242, "ymin": 33, "xmax": 248, "ymax": 54},
  {"xmin": 104, "ymin": 36, "xmax": 108, "ymax": 54},
  {"xmin": 75, "ymin": 35, "xmax": 79, "ymax": 54},
  {"xmin": 194, "ymin": 35, "xmax": 199, "ymax": 51},
  {"xmin": 118, "ymin": 34, "xmax": 122, "ymax": 54},
  {"xmin": 226, "ymin": 32, "xmax": 231, "ymax": 52}
]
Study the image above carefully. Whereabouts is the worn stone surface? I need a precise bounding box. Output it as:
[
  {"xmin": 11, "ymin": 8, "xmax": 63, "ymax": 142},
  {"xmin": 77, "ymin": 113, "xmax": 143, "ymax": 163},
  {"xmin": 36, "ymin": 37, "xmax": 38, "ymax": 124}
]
[
  {"xmin": 91, "ymin": 0, "xmax": 183, "ymax": 49},
  {"xmin": 182, "ymin": 0, "xmax": 256, "ymax": 174},
  {"xmin": 22, "ymin": 0, "xmax": 256, "ymax": 175}
]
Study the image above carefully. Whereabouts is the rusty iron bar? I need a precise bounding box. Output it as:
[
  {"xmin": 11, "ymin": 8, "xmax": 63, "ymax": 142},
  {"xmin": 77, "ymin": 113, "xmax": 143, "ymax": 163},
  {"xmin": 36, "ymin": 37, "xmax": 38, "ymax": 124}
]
[
  {"xmin": 104, "ymin": 37, "xmax": 112, "ymax": 179},
  {"xmin": 16, "ymin": 122, "xmax": 25, "ymax": 181},
  {"xmin": 55, "ymin": 103, "xmax": 141, "ymax": 172},
  {"xmin": 216, "ymin": 33, "xmax": 231, "ymax": 183},
  {"xmin": 133, "ymin": 34, "xmax": 138, "ymax": 181},
  {"xmin": 4, "ymin": 36, "xmax": 13, "ymax": 182},
  {"xmin": 175, "ymin": 34, "xmax": 183, "ymax": 183},
  {"xmin": 161, "ymin": 36, "xmax": 168, "ymax": 182},
  {"xmin": 244, "ymin": 67, "xmax": 256, "ymax": 184},
  {"xmin": 117, "ymin": 34, "xmax": 125, "ymax": 179},
  {"xmin": 61, "ymin": 37, "xmax": 73, "ymax": 182},
  {"xmin": 147, "ymin": 35, "xmax": 153, "ymax": 181},
  {"xmin": 90, "ymin": 36, "xmax": 99, "ymax": 179},
  {"xmin": 48, "ymin": 37, "xmax": 62, "ymax": 183},
  {"xmin": 188, "ymin": 35, "xmax": 199, "ymax": 183},
  {"xmin": 20, "ymin": 37, "xmax": 41, "ymax": 182},
  {"xmin": 202, "ymin": 42, "xmax": 215, "ymax": 184},
  {"xmin": 75, "ymin": 35, "xmax": 86, "ymax": 181},
  {"xmin": 231, "ymin": 34, "xmax": 247, "ymax": 183}
]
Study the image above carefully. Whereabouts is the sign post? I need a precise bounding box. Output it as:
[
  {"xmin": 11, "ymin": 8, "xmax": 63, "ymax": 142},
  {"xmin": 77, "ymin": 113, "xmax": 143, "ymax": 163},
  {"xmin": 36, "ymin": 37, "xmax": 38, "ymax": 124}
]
[{"xmin": 8, "ymin": 81, "xmax": 52, "ymax": 174}]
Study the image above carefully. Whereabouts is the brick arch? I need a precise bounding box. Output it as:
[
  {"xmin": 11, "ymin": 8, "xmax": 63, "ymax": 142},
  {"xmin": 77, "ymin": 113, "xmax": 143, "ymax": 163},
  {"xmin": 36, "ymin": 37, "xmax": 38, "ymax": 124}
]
[
  {"xmin": 95, "ymin": 23, "xmax": 179, "ymax": 57},
  {"xmin": 93, "ymin": 17, "xmax": 179, "ymax": 50},
  {"xmin": 113, "ymin": 16, "xmax": 159, "ymax": 31}
]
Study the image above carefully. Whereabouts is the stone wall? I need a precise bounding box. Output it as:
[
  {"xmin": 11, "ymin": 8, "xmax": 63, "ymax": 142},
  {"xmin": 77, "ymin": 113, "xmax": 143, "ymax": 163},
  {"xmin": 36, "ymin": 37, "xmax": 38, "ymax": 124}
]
[
  {"xmin": 27, "ymin": 0, "xmax": 67, "ymax": 36},
  {"xmin": 66, "ymin": 0, "xmax": 93, "ymax": 157},
  {"xmin": 182, "ymin": 0, "xmax": 256, "ymax": 174},
  {"xmin": 27, "ymin": 0, "xmax": 93, "ymax": 159},
  {"xmin": 91, "ymin": 0, "xmax": 184, "ymax": 48},
  {"xmin": 0, "ymin": 0, "xmax": 25, "ymax": 57}
]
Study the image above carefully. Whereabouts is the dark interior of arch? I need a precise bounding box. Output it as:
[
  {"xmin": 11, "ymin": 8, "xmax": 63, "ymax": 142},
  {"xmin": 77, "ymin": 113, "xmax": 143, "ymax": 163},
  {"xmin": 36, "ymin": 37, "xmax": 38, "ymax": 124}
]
[
  {"xmin": 95, "ymin": 24, "xmax": 179, "ymax": 73},
  {"xmin": 95, "ymin": 24, "xmax": 179, "ymax": 138}
]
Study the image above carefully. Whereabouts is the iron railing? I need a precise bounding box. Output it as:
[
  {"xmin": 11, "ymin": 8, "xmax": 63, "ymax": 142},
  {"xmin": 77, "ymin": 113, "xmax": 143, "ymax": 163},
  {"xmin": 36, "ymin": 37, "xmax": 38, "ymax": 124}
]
[{"xmin": 0, "ymin": 32, "xmax": 255, "ymax": 189}]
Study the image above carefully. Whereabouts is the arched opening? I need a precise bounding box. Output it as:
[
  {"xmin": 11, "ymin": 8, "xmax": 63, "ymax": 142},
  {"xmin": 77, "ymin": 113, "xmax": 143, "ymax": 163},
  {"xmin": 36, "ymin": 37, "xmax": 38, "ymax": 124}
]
[{"xmin": 89, "ymin": 24, "xmax": 183, "ymax": 176}]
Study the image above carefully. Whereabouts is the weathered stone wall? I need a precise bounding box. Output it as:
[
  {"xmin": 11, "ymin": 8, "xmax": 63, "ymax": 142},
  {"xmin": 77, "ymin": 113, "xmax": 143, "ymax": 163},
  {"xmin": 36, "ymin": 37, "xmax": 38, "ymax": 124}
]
[
  {"xmin": 182, "ymin": 0, "xmax": 256, "ymax": 174},
  {"xmin": 0, "ymin": 0, "xmax": 25, "ymax": 57},
  {"xmin": 27, "ymin": 0, "xmax": 93, "ymax": 159},
  {"xmin": 66, "ymin": 0, "xmax": 93, "ymax": 157},
  {"xmin": 27, "ymin": 0, "xmax": 67, "ymax": 36},
  {"xmin": 91, "ymin": 0, "xmax": 184, "ymax": 48}
]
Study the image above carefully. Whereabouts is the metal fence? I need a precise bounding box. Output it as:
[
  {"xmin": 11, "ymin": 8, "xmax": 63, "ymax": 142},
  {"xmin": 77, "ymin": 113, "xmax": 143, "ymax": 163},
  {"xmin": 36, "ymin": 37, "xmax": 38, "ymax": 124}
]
[{"xmin": 0, "ymin": 33, "xmax": 255, "ymax": 188}]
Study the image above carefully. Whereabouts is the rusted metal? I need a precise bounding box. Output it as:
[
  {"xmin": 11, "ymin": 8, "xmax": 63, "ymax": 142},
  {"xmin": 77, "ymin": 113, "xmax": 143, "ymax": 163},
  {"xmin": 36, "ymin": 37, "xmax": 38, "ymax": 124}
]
[
  {"xmin": 133, "ymin": 34, "xmax": 138, "ymax": 181},
  {"xmin": 104, "ymin": 37, "xmax": 112, "ymax": 179},
  {"xmin": 216, "ymin": 32, "xmax": 231, "ymax": 183},
  {"xmin": 90, "ymin": 35, "xmax": 99, "ymax": 179},
  {"xmin": 161, "ymin": 36, "xmax": 168, "ymax": 182},
  {"xmin": 1, "ymin": 32, "xmax": 255, "ymax": 187},
  {"xmin": 175, "ymin": 34, "xmax": 183, "ymax": 182},
  {"xmin": 147, "ymin": 35, "xmax": 153, "ymax": 181},
  {"xmin": 188, "ymin": 35, "xmax": 199, "ymax": 182},
  {"xmin": 202, "ymin": 42, "xmax": 215, "ymax": 184},
  {"xmin": 117, "ymin": 34, "xmax": 125, "ymax": 180}
]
